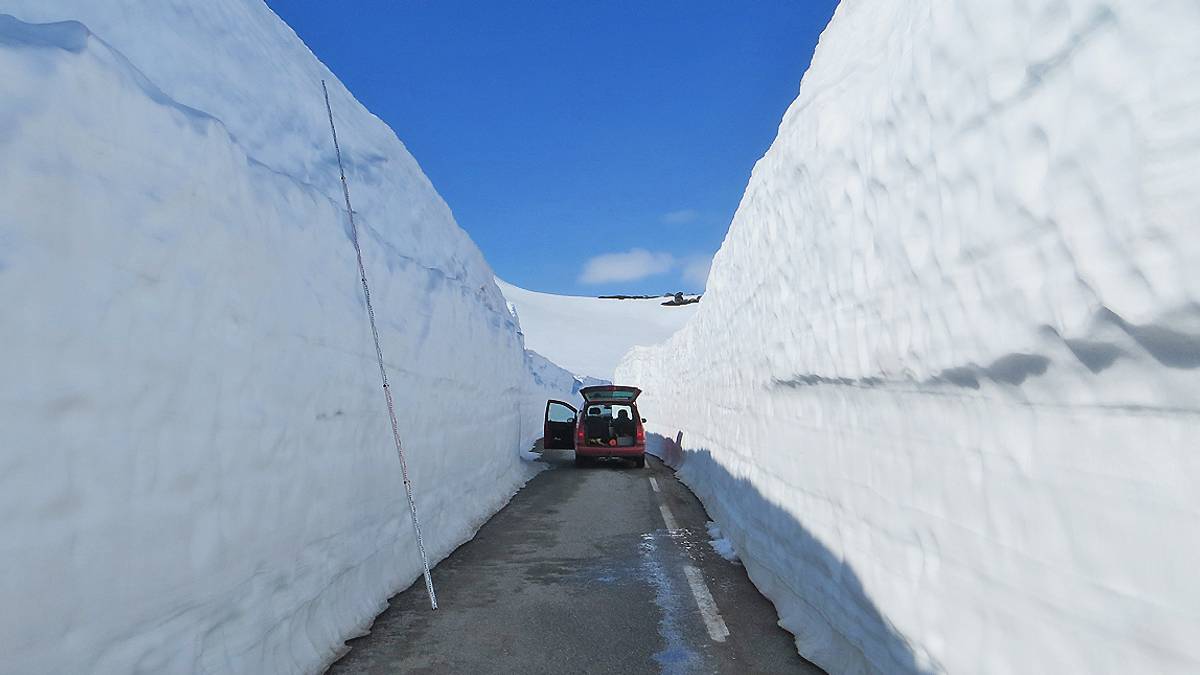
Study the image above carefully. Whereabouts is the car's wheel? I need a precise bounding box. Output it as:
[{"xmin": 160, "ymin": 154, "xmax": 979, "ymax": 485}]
[
  {"xmin": 574, "ymin": 454, "xmax": 589, "ymax": 467},
  {"xmin": 634, "ymin": 454, "xmax": 645, "ymax": 468}
]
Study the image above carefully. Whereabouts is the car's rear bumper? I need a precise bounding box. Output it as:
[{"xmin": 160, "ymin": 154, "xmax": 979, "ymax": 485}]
[{"xmin": 576, "ymin": 445, "xmax": 644, "ymax": 458}]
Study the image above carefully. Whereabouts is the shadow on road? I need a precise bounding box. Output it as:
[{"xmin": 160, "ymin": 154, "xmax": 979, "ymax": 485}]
[{"xmin": 646, "ymin": 433, "xmax": 929, "ymax": 674}]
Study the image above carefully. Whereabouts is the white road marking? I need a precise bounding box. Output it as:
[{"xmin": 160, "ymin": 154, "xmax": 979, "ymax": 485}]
[
  {"xmin": 684, "ymin": 565, "xmax": 730, "ymax": 642},
  {"xmin": 658, "ymin": 502, "xmax": 679, "ymax": 531},
  {"xmin": 647, "ymin": 473, "xmax": 729, "ymax": 642}
]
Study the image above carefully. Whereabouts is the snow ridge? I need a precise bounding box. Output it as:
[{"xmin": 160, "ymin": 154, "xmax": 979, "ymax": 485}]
[
  {"xmin": 619, "ymin": 1, "xmax": 1200, "ymax": 673},
  {"xmin": 0, "ymin": 6, "xmax": 577, "ymax": 674},
  {"xmin": 498, "ymin": 279, "xmax": 699, "ymax": 381}
]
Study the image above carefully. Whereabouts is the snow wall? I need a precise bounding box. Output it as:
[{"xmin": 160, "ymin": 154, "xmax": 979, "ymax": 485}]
[
  {"xmin": 0, "ymin": 3, "xmax": 578, "ymax": 673},
  {"xmin": 617, "ymin": 1, "xmax": 1200, "ymax": 673}
]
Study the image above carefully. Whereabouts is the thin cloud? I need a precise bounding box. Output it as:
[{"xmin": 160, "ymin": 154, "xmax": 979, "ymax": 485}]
[
  {"xmin": 579, "ymin": 249, "xmax": 676, "ymax": 284},
  {"xmin": 681, "ymin": 255, "xmax": 713, "ymax": 289},
  {"xmin": 661, "ymin": 209, "xmax": 700, "ymax": 225}
]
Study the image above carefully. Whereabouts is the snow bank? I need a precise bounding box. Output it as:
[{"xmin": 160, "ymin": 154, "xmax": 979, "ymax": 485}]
[
  {"xmin": 705, "ymin": 521, "xmax": 740, "ymax": 564},
  {"xmin": 0, "ymin": 4, "xmax": 576, "ymax": 674},
  {"xmin": 618, "ymin": 1, "xmax": 1200, "ymax": 673},
  {"xmin": 498, "ymin": 279, "xmax": 698, "ymax": 381}
]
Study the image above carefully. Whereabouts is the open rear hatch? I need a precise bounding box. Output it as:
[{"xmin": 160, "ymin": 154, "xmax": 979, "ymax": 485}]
[{"xmin": 580, "ymin": 385, "xmax": 641, "ymax": 403}]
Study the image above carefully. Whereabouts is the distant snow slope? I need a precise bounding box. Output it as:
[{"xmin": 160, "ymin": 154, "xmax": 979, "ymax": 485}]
[
  {"xmin": 619, "ymin": 1, "xmax": 1200, "ymax": 673},
  {"xmin": 497, "ymin": 279, "xmax": 698, "ymax": 381},
  {"xmin": 0, "ymin": 4, "xmax": 576, "ymax": 674}
]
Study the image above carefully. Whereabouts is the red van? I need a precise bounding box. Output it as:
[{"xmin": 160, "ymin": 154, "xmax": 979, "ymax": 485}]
[{"xmin": 544, "ymin": 386, "xmax": 646, "ymax": 467}]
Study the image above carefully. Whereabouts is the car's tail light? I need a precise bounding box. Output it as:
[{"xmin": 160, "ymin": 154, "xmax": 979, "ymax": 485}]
[
  {"xmin": 576, "ymin": 424, "xmax": 585, "ymax": 445},
  {"xmin": 636, "ymin": 423, "xmax": 645, "ymax": 445}
]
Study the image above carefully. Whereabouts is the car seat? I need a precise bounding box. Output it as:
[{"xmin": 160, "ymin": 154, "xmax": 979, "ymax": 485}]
[{"xmin": 585, "ymin": 409, "xmax": 609, "ymax": 444}]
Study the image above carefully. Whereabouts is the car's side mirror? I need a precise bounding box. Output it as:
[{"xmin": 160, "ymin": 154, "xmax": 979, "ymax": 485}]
[{"xmin": 641, "ymin": 418, "xmax": 647, "ymax": 423}]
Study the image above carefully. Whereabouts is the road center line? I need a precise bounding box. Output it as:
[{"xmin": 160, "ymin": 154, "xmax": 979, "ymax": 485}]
[
  {"xmin": 684, "ymin": 565, "xmax": 730, "ymax": 643},
  {"xmin": 648, "ymin": 474, "xmax": 731, "ymax": 642},
  {"xmin": 658, "ymin": 502, "xmax": 679, "ymax": 531}
]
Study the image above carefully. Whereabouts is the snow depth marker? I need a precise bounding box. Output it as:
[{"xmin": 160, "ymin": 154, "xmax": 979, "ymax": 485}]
[{"xmin": 322, "ymin": 80, "xmax": 438, "ymax": 610}]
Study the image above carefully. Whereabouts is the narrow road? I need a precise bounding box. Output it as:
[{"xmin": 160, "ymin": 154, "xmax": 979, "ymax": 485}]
[{"xmin": 327, "ymin": 450, "xmax": 822, "ymax": 674}]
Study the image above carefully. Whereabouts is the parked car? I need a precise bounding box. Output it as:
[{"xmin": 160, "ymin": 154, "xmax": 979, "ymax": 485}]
[{"xmin": 544, "ymin": 385, "xmax": 646, "ymax": 467}]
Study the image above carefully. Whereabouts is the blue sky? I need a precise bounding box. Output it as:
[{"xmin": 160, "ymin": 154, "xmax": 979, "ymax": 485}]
[{"xmin": 266, "ymin": 0, "xmax": 839, "ymax": 296}]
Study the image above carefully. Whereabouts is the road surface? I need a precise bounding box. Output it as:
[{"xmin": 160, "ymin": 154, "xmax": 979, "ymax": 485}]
[{"xmin": 326, "ymin": 449, "xmax": 821, "ymax": 674}]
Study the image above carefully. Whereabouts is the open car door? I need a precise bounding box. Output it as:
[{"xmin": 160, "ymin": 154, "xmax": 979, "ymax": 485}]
[{"xmin": 543, "ymin": 400, "xmax": 578, "ymax": 450}]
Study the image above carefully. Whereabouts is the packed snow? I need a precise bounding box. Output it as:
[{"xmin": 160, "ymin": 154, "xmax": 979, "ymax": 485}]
[
  {"xmin": 0, "ymin": 4, "xmax": 578, "ymax": 674},
  {"xmin": 705, "ymin": 521, "xmax": 740, "ymax": 564},
  {"xmin": 619, "ymin": 1, "xmax": 1200, "ymax": 673},
  {"xmin": 497, "ymin": 279, "xmax": 699, "ymax": 381}
]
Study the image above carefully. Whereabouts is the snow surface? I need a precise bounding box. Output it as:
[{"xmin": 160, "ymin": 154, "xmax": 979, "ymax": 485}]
[
  {"xmin": 0, "ymin": 5, "xmax": 578, "ymax": 674},
  {"xmin": 619, "ymin": 1, "xmax": 1200, "ymax": 673},
  {"xmin": 497, "ymin": 279, "xmax": 698, "ymax": 381},
  {"xmin": 705, "ymin": 521, "xmax": 740, "ymax": 564}
]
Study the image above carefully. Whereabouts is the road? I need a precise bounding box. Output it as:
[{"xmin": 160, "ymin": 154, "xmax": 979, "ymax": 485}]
[{"xmin": 326, "ymin": 449, "xmax": 822, "ymax": 674}]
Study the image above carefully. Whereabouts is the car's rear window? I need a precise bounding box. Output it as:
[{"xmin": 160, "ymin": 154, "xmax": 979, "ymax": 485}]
[{"xmin": 585, "ymin": 404, "xmax": 634, "ymax": 419}]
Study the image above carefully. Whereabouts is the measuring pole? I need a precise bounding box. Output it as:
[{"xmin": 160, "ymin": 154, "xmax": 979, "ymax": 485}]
[{"xmin": 322, "ymin": 80, "xmax": 438, "ymax": 609}]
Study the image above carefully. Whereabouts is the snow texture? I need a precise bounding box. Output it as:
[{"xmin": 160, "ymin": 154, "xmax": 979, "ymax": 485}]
[
  {"xmin": 0, "ymin": 4, "xmax": 576, "ymax": 674},
  {"xmin": 497, "ymin": 279, "xmax": 698, "ymax": 381},
  {"xmin": 618, "ymin": 1, "xmax": 1200, "ymax": 673},
  {"xmin": 705, "ymin": 521, "xmax": 740, "ymax": 564}
]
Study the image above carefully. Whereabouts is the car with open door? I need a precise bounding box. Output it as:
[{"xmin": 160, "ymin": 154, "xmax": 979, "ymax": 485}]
[{"xmin": 543, "ymin": 385, "xmax": 646, "ymax": 467}]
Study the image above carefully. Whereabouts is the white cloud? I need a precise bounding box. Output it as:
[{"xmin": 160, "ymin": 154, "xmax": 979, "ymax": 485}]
[
  {"xmin": 661, "ymin": 209, "xmax": 700, "ymax": 225},
  {"xmin": 579, "ymin": 248, "xmax": 676, "ymax": 284},
  {"xmin": 681, "ymin": 255, "xmax": 713, "ymax": 289}
]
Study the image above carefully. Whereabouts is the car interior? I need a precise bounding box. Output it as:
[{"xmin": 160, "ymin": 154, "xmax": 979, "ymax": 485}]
[{"xmin": 583, "ymin": 404, "xmax": 637, "ymax": 446}]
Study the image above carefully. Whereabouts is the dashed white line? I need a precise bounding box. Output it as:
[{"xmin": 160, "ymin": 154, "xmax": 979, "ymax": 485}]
[
  {"xmin": 684, "ymin": 565, "xmax": 730, "ymax": 642},
  {"xmin": 649, "ymin": 474, "xmax": 731, "ymax": 642},
  {"xmin": 658, "ymin": 502, "xmax": 679, "ymax": 531}
]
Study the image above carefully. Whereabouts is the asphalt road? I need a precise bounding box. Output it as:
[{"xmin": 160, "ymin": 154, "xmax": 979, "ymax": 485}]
[{"xmin": 326, "ymin": 450, "xmax": 822, "ymax": 674}]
